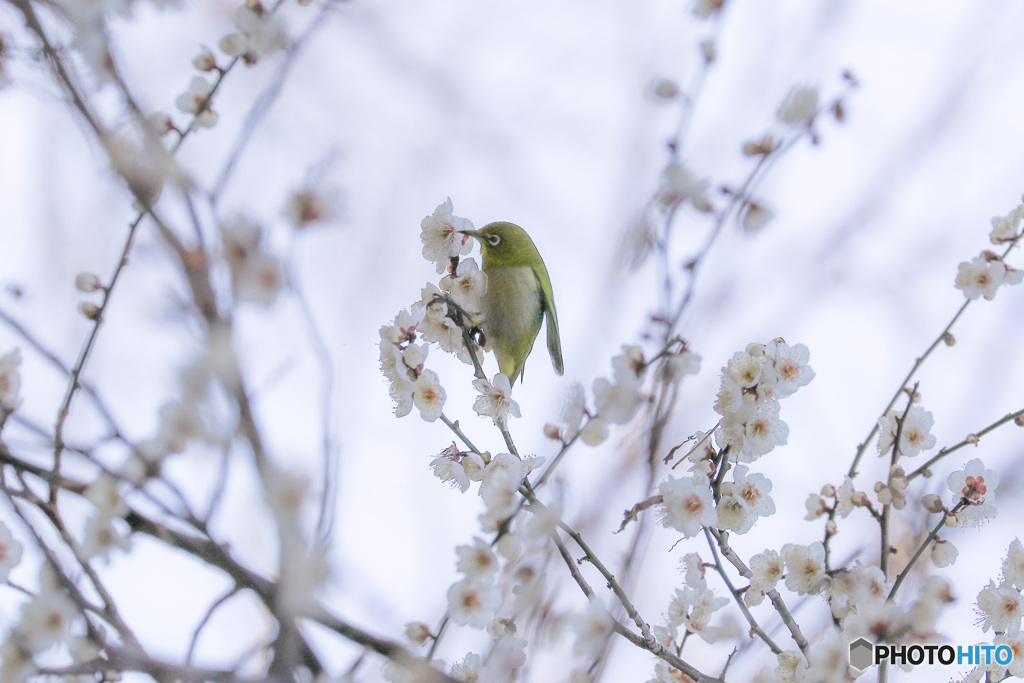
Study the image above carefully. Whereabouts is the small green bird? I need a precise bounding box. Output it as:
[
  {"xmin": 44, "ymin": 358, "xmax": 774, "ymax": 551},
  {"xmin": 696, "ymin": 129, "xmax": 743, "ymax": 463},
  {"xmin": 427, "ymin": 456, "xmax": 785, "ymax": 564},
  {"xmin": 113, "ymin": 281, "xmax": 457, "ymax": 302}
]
[{"xmin": 460, "ymin": 222, "xmax": 563, "ymax": 386}]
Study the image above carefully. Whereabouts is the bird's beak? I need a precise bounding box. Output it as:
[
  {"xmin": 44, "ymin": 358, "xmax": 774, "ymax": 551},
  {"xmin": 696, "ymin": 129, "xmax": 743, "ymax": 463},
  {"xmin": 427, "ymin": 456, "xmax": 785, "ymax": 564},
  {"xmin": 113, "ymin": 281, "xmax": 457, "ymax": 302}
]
[{"xmin": 458, "ymin": 229, "xmax": 482, "ymax": 240}]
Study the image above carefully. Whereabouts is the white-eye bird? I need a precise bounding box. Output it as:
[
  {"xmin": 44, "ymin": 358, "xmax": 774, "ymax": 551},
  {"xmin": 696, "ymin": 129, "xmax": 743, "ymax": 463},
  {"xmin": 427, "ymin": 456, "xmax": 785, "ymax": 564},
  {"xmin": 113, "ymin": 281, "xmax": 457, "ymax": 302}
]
[{"xmin": 459, "ymin": 222, "xmax": 563, "ymax": 386}]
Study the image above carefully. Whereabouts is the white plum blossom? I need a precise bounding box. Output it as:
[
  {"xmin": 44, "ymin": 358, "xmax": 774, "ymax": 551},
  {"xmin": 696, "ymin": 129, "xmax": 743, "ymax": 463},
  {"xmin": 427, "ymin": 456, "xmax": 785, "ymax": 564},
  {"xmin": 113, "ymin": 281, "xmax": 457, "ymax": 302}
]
[
  {"xmin": 742, "ymin": 202, "xmax": 774, "ymax": 233},
  {"xmin": 740, "ymin": 406, "xmax": 790, "ymax": 460},
  {"xmin": 17, "ymin": 589, "xmax": 78, "ymax": 653},
  {"xmin": 447, "ymin": 576, "xmax": 500, "ymax": 628},
  {"xmin": 472, "ymin": 374, "xmax": 520, "ymax": 428},
  {"xmin": 781, "ymin": 542, "xmax": 826, "ymax": 595},
  {"xmin": 801, "ymin": 629, "xmax": 851, "ymax": 682},
  {"xmin": 876, "ymin": 405, "xmax": 936, "ymax": 458},
  {"xmin": 495, "ymin": 533, "xmax": 524, "ymax": 562},
  {"xmin": 579, "ymin": 416, "xmax": 609, "ymax": 446},
  {"xmin": 0, "ymin": 522, "xmax": 22, "ymax": 583},
  {"xmin": 478, "ymin": 455, "xmax": 529, "ymax": 532},
  {"xmin": 996, "ymin": 632, "xmax": 1024, "ymax": 678},
  {"xmin": 835, "ymin": 476, "xmax": 864, "ymax": 518},
  {"xmin": 593, "ymin": 346, "xmax": 645, "ymax": 424},
  {"xmin": 763, "ymin": 340, "xmax": 815, "ymax": 398},
  {"xmin": 418, "ymin": 284, "xmax": 469, "ymax": 357},
  {"xmin": 715, "ymin": 492, "xmax": 754, "ymax": 534},
  {"xmin": 486, "ymin": 635, "xmax": 528, "ymax": 680},
  {"xmin": 828, "ymin": 563, "xmax": 889, "ymax": 620},
  {"xmin": 717, "ymin": 466, "xmax": 774, "ymax": 533},
  {"xmin": 657, "ymin": 474, "xmax": 715, "ymax": 537},
  {"xmin": 449, "ymin": 653, "xmax": 483, "ymax": 680},
  {"xmin": 990, "ymin": 205, "xmax": 1024, "ymax": 244},
  {"xmin": 80, "ymin": 514, "xmax": 131, "ymax": 561},
  {"xmin": 713, "ymin": 374, "xmax": 745, "ymax": 418},
  {"xmin": 0, "ymin": 349, "xmax": 22, "ymax": 412},
  {"xmin": 429, "ymin": 452, "xmax": 471, "ymax": 492},
  {"xmin": 693, "ymin": 0, "xmax": 725, "ymax": 19},
  {"xmin": 157, "ymin": 399, "xmax": 207, "ymax": 454},
  {"xmin": 174, "ymin": 76, "xmax": 217, "ymax": 128},
  {"xmin": 977, "ymin": 580, "xmax": 1022, "ymax": 633},
  {"xmin": 569, "ymin": 600, "xmax": 614, "ymax": 658},
  {"xmin": 955, "ymin": 254, "xmax": 1023, "ymax": 301},
  {"xmin": 284, "ymin": 184, "xmax": 338, "ymax": 228},
  {"xmin": 420, "ymin": 197, "xmax": 474, "ymax": 273},
  {"xmin": 726, "ymin": 351, "xmax": 762, "ymax": 388},
  {"xmin": 659, "ymin": 162, "xmax": 712, "ymax": 211},
  {"xmin": 412, "ymin": 369, "xmax": 446, "ymax": 422},
  {"xmin": 948, "ymin": 458, "xmax": 999, "ymax": 527},
  {"xmin": 804, "ymin": 493, "xmax": 827, "ymax": 521},
  {"xmin": 220, "ymin": 217, "xmax": 283, "ymax": 306},
  {"xmin": 777, "ymin": 87, "xmax": 819, "ymax": 126},
  {"xmin": 554, "ymin": 382, "xmax": 586, "ymax": 441},
  {"xmin": 1003, "ymin": 538, "xmax": 1024, "ymax": 591},
  {"xmin": 84, "ymin": 474, "xmax": 128, "ymax": 519},
  {"xmin": 192, "ymin": 45, "xmax": 217, "ymax": 71},
  {"xmin": 774, "ymin": 650, "xmax": 807, "ymax": 683},
  {"xmin": 440, "ymin": 258, "xmax": 487, "ymax": 314},
  {"xmin": 667, "ymin": 584, "xmax": 729, "ymax": 643},
  {"xmin": 680, "ymin": 553, "xmax": 706, "ymax": 588},
  {"xmin": 746, "ymin": 550, "xmax": 783, "ymax": 606},
  {"xmin": 663, "ymin": 348, "xmax": 701, "ymax": 384},
  {"xmin": 219, "ymin": 1, "xmax": 287, "ymax": 65},
  {"xmin": 455, "ymin": 538, "xmax": 499, "ymax": 579},
  {"xmin": 523, "ymin": 498, "xmax": 562, "ymax": 541}
]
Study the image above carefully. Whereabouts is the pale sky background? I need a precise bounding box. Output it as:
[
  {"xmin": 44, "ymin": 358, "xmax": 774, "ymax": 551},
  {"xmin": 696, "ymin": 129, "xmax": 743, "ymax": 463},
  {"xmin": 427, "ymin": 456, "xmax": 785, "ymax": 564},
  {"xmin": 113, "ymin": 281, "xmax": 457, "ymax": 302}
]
[{"xmin": 2, "ymin": 0, "xmax": 1024, "ymax": 681}]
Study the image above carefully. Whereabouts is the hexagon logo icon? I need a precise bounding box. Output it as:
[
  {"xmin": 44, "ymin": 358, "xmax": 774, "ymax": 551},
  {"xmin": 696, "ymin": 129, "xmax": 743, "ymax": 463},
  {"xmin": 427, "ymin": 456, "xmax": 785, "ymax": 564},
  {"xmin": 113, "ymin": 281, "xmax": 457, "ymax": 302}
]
[{"xmin": 849, "ymin": 638, "xmax": 874, "ymax": 671}]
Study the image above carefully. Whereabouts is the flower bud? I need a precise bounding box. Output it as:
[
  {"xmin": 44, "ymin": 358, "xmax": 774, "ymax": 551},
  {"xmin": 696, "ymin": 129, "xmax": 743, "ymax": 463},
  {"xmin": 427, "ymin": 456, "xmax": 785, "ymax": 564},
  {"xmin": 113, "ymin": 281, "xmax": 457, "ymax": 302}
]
[
  {"xmin": 79, "ymin": 302, "xmax": 101, "ymax": 321},
  {"xmin": 404, "ymin": 622, "xmax": 431, "ymax": 645},
  {"xmin": 193, "ymin": 46, "xmax": 218, "ymax": 72},
  {"xmin": 75, "ymin": 273, "xmax": 102, "ymax": 292}
]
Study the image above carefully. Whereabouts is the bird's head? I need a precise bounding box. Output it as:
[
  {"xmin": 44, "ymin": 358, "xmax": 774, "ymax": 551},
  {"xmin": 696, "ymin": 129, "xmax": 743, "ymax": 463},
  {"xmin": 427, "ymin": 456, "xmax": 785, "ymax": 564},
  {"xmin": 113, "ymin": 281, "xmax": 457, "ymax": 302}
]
[{"xmin": 459, "ymin": 222, "xmax": 539, "ymax": 269}]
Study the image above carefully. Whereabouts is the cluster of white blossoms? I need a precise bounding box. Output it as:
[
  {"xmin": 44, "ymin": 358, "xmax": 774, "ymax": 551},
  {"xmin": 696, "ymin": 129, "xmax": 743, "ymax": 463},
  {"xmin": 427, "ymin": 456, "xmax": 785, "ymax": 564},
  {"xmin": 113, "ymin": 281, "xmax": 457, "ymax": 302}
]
[
  {"xmin": 714, "ymin": 339, "xmax": 814, "ymax": 461},
  {"xmin": 380, "ymin": 199, "xmax": 501, "ymax": 423},
  {"xmin": 174, "ymin": 76, "xmax": 219, "ymax": 129},
  {"xmin": 955, "ymin": 201, "xmax": 1024, "ymax": 300},
  {"xmin": 649, "ymin": 553, "xmax": 733, "ymax": 662},
  {"xmin": 219, "ymin": 0, "xmax": 288, "ymax": 66},
  {"xmin": 654, "ymin": 339, "xmax": 810, "ymax": 540},
  {"xmin": 744, "ymin": 563, "xmax": 953, "ymax": 682},
  {"xmin": 967, "ymin": 539, "xmax": 1024, "ymax": 679},
  {"xmin": 401, "ymin": 451, "xmax": 562, "ymax": 682}
]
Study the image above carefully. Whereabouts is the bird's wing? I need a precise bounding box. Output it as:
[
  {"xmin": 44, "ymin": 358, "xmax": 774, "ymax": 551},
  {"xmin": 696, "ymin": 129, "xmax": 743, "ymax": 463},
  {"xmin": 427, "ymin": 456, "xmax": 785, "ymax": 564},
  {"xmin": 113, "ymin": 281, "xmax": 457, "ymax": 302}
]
[{"xmin": 536, "ymin": 266, "xmax": 563, "ymax": 376}]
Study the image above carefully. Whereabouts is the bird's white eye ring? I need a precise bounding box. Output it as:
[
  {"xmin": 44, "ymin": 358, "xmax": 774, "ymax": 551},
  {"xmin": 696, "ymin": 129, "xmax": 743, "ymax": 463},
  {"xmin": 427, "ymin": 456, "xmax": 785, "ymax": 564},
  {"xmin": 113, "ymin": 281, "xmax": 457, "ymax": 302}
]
[{"xmin": 487, "ymin": 234, "xmax": 501, "ymax": 247}]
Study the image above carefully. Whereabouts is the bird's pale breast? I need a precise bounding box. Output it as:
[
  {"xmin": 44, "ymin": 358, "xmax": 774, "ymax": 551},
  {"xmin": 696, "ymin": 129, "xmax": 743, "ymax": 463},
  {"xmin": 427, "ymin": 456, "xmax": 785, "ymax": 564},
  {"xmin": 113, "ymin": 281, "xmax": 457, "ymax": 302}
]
[{"xmin": 483, "ymin": 266, "xmax": 543, "ymax": 351}]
